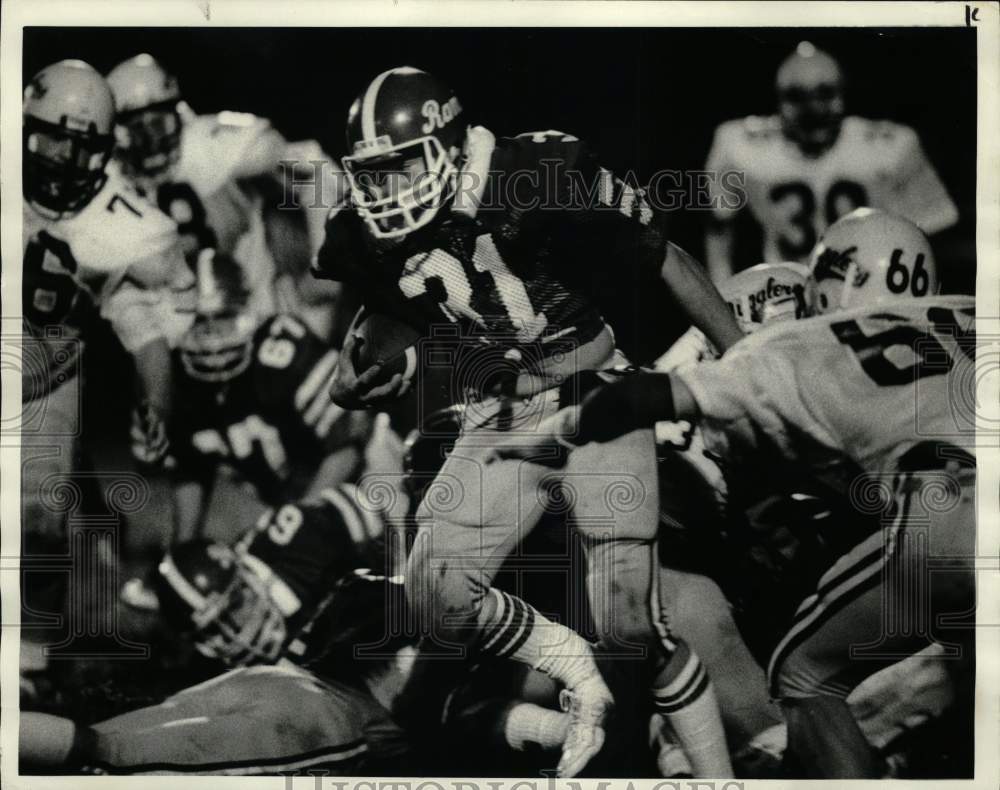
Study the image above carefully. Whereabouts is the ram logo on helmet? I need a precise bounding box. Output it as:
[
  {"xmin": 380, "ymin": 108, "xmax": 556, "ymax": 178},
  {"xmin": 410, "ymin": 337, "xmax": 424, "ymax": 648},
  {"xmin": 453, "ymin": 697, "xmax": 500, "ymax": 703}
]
[{"xmin": 421, "ymin": 96, "xmax": 463, "ymax": 134}]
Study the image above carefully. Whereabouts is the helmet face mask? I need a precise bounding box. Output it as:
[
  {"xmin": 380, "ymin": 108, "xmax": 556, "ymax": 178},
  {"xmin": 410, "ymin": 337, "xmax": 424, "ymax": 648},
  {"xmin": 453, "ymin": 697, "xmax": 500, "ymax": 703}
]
[
  {"xmin": 106, "ymin": 54, "xmax": 184, "ymax": 181},
  {"xmin": 193, "ymin": 557, "xmax": 288, "ymax": 667},
  {"xmin": 114, "ymin": 100, "xmax": 182, "ymax": 178},
  {"xmin": 179, "ymin": 311, "xmax": 256, "ymax": 383},
  {"xmin": 179, "ymin": 251, "xmax": 256, "ymax": 383},
  {"xmin": 159, "ymin": 542, "xmax": 289, "ymax": 668},
  {"xmin": 343, "ymin": 67, "xmax": 465, "ymax": 240},
  {"xmin": 776, "ymin": 43, "xmax": 845, "ymax": 156},
  {"xmin": 23, "ymin": 60, "xmax": 115, "ymax": 218}
]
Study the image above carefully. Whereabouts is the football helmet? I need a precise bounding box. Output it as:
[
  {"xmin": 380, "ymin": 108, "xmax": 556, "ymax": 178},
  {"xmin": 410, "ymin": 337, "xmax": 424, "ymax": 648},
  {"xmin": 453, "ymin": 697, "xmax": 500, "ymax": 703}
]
[
  {"xmin": 402, "ymin": 404, "xmax": 465, "ymax": 503},
  {"xmin": 23, "ymin": 60, "xmax": 116, "ymax": 217},
  {"xmin": 718, "ymin": 262, "xmax": 816, "ymax": 333},
  {"xmin": 178, "ymin": 250, "xmax": 257, "ymax": 383},
  {"xmin": 106, "ymin": 54, "xmax": 184, "ymax": 179},
  {"xmin": 808, "ymin": 208, "xmax": 938, "ymax": 314},
  {"xmin": 342, "ymin": 66, "xmax": 466, "ymax": 239},
  {"xmin": 157, "ymin": 539, "xmax": 290, "ymax": 667},
  {"xmin": 776, "ymin": 41, "xmax": 845, "ymax": 156}
]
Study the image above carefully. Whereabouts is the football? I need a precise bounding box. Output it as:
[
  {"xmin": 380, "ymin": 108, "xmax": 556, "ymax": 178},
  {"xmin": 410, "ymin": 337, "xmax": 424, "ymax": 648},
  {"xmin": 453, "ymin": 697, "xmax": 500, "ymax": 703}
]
[{"xmin": 348, "ymin": 307, "xmax": 422, "ymax": 389}]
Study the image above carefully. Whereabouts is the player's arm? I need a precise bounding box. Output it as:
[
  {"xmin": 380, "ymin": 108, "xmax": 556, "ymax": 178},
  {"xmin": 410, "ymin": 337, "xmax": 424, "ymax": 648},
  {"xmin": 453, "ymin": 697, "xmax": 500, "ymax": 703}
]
[
  {"xmin": 553, "ymin": 138, "xmax": 742, "ymax": 353},
  {"xmin": 496, "ymin": 371, "xmax": 699, "ymax": 463},
  {"xmin": 704, "ymin": 217, "xmax": 738, "ymax": 284},
  {"xmin": 888, "ymin": 125, "xmax": 958, "ymax": 236},
  {"xmin": 660, "ymin": 241, "xmax": 744, "ymax": 353},
  {"xmin": 172, "ymin": 476, "xmax": 213, "ymax": 544}
]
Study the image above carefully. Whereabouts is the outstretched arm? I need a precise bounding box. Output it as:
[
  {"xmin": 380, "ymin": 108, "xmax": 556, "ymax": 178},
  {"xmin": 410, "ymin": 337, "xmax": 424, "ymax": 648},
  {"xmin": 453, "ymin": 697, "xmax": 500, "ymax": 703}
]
[
  {"xmin": 495, "ymin": 371, "xmax": 700, "ymax": 463},
  {"xmin": 660, "ymin": 241, "xmax": 743, "ymax": 354}
]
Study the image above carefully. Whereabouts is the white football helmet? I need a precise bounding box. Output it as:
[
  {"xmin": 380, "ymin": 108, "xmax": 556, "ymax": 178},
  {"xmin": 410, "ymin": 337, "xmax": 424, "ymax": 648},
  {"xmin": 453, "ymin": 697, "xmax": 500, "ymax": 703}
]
[
  {"xmin": 106, "ymin": 54, "xmax": 186, "ymax": 178},
  {"xmin": 809, "ymin": 208, "xmax": 938, "ymax": 314},
  {"xmin": 23, "ymin": 60, "xmax": 116, "ymax": 217},
  {"xmin": 718, "ymin": 262, "xmax": 816, "ymax": 334}
]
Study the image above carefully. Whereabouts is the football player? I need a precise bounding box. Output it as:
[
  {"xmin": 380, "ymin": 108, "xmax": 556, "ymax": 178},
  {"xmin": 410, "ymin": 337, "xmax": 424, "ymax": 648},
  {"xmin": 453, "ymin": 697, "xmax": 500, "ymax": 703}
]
[
  {"xmin": 21, "ymin": 61, "xmax": 193, "ymax": 571},
  {"xmin": 154, "ymin": 483, "xmax": 386, "ymax": 667},
  {"xmin": 105, "ymin": 53, "xmax": 343, "ymax": 338},
  {"xmin": 500, "ymin": 209, "xmax": 976, "ymax": 777},
  {"xmin": 314, "ymin": 66, "xmax": 745, "ymax": 777},
  {"xmin": 651, "ymin": 262, "xmax": 816, "ymax": 754},
  {"xmin": 19, "ymin": 571, "xmax": 416, "ymax": 776},
  {"xmin": 704, "ymin": 41, "xmax": 958, "ymax": 280},
  {"xmin": 163, "ymin": 250, "xmax": 372, "ymax": 543}
]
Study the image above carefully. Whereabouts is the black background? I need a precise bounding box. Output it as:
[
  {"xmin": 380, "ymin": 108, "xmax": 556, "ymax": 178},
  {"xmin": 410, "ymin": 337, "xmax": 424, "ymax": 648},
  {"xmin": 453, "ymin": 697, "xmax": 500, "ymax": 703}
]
[{"xmin": 25, "ymin": 26, "xmax": 978, "ymax": 363}]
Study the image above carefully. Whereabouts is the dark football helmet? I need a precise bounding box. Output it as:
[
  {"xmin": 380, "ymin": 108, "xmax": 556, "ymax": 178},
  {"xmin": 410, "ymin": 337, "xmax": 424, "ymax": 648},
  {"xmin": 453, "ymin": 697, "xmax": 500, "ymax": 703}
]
[
  {"xmin": 156, "ymin": 539, "xmax": 289, "ymax": 667},
  {"xmin": 342, "ymin": 66, "xmax": 466, "ymax": 239},
  {"xmin": 23, "ymin": 60, "xmax": 116, "ymax": 217},
  {"xmin": 178, "ymin": 250, "xmax": 257, "ymax": 383}
]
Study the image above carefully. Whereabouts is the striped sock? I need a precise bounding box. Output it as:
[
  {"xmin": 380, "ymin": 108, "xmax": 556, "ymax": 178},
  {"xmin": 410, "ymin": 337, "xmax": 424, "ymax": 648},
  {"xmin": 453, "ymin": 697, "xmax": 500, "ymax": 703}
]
[
  {"xmin": 478, "ymin": 588, "xmax": 599, "ymax": 690},
  {"xmin": 653, "ymin": 641, "xmax": 733, "ymax": 778}
]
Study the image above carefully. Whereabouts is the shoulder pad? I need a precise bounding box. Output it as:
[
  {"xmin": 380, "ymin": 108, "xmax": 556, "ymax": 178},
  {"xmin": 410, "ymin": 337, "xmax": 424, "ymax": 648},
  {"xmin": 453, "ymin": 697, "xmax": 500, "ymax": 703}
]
[{"xmin": 739, "ymin": 115, "xmax": 782, "ymax": 140}]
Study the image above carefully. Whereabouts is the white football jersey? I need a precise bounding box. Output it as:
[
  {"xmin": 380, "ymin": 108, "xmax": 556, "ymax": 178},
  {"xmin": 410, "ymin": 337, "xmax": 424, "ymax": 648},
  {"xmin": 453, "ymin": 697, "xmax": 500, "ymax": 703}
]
[
  {"xmin": 675, "ymin": 296, "xmax": 976, "ymax": 493},
  {"xmin": 131, "ymin": 111, "xmax": 286, "ymax": 323},
  {"xmin": 23, "ymin": 168, "xmax": 195, "ymax": 396},
  {"xmin": 706, "ymin": 115, "xmax": 958, "ymax": 263}
]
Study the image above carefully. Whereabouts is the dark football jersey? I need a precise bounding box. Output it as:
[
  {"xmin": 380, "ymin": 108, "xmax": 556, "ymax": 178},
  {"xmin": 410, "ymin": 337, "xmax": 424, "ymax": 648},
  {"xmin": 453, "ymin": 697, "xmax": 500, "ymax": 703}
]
[
  {"xmin": 235, "ymin": 484, "xmax": 386, "ymax": 661},
  {"xmin": 169, "ymin": 313, "xmax": 368, "ymax": 503},
  {"xmin": 313, "ymin": 129, "xmax": 668, "ymax": 362}
]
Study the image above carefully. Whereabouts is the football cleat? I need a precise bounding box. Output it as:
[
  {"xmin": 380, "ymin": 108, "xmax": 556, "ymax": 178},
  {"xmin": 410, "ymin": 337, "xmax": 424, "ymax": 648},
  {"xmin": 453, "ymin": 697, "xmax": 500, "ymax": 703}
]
[
  {"xmin": 808, "ymin": 208, "xmax": 938, "ymax": 314},
  {"xmin": 556, "ymin": 674, "xmax": 614, "ymax": 777}
]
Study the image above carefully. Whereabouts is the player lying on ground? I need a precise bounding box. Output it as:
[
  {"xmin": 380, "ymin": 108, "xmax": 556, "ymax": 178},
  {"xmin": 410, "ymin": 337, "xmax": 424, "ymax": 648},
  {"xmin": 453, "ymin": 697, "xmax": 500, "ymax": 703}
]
[
  {"xmin": 496, "ymin": 209, "xmax": 976, "ymax": 777},
  {"xmin": 316, "ymin": 65, "xmax": 744, "ymax": 778}
]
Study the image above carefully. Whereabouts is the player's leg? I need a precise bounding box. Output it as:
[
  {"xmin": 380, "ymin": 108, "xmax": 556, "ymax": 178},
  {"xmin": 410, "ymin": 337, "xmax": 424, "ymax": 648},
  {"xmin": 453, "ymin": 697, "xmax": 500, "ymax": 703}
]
[
  {"xmin": 769, "ymin": 468, "xmax": 975, "ymax": 777},
  {"xmin": 405, "ymin": 391, "xmax": 614, "ymax": 776},
  {"xmin": 20, "ymin": 373, "xmax": 81, "ymax": 638},
  {"xmin": 569, "ymin": 428, "xmax": 732, "ymax": 777},
  {"xmin": 661, "ymin": 566, "xmax": 782, "ymax": 745}
]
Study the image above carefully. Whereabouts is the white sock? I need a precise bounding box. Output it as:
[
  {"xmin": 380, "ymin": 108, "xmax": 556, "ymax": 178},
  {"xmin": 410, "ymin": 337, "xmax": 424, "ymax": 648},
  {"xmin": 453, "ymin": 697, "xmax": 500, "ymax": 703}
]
[
  {"xmin": 478, "ymin": 588, "xmax": 599, "ymax": 690},
  {"xmin": 653, "ymin": 644, "xmax": 734, "ymax": 778},
  {"xmin": 504, "ymin": 702, "xmax": 570, "ymax": 750}
]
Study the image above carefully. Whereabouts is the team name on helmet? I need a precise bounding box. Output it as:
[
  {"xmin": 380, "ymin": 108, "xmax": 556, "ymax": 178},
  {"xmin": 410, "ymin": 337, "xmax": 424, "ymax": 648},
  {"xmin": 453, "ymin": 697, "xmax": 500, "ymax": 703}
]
[
  {"xmin": 812, "ymin": 244, "xmax": 869, "ymax": 288},
  {"xmin": 743, "ymin": 277, "xmax": 799, "ymax": 316},
  {"xmin": 420, "ymin": 96, "xmax": 462, "ymax": 134}
]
